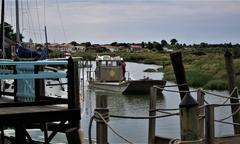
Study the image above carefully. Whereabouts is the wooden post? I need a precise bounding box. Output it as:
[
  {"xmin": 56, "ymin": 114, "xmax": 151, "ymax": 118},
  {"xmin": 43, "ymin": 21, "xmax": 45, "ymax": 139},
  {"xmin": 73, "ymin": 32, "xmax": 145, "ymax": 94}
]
[
  {"xmin": 197, "ymin": 89, "xmax": 205, "ymax": 139},
  {"xmin": 179, "ymin": 93, "xmax": 199, "ymax": 142},
  {"xmin": 66, "ymin": 128, "xmax": 83, "ymax": 144},
  {"xmin": 205, "ymin": 105, "xmax": 215, "ymax": 144},
  {"xmin": 34, "ymin": 65, "xmax": 45, "ymax": 101},
  {"xmin": 15, "ymin": 124, "xmax": 26, "ymax": 144},
  {"xmin": 95, "ymin": 94, "xmax": 108, "ymax": 144},
  {"xmin": 148, "ymin": 86, "xmax": 157, "ymax": 144},
  {"xmin": 224, "ymin": 49, "xmax": 240, "ymax": 134},
  {"xmin": 67, "ymin": 57, "xmax": 80, "ymax": 128},
  {"xmin": 170, "ymin": 52, "xmax": 190, "ymax": 100}
]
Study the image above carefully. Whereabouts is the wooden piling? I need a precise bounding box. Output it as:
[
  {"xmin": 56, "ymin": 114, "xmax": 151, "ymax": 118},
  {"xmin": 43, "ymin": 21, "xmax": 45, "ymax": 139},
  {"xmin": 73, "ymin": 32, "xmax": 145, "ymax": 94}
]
[
  {"xmin": 34, "ymin": 65, "xmax": 45, "ymax": 100},
  {"xmin": 170, "ymin": 52, "xmax": 190, "ymax": 100},
  {"xmin": 95, "ymin": 94, "xmax": 108, "ymax": 144},
  {"xmin": 179, "ymin": 93, "xmax": 199, "ymax": 142},
  {"xmin": 148, "ymin": 86, "xmax": 157, "ymax": 144},
  {"xmin": 205, "ymin": 105, "xmax": 215, "ymax": 144},
  {"xmin": 67, "ymin": 57, "xmax": 80, "ymax": 128},
  {"xmin": 66, "ymin": 128, "xmax": 82, "ymax": 144},
  {"xmin": 224, "ymin": 49, "xmax": 240, "ymax": 134},
  {"xmin": 197, "ymin": 89, "xmax": 205, "ymax": 139}
]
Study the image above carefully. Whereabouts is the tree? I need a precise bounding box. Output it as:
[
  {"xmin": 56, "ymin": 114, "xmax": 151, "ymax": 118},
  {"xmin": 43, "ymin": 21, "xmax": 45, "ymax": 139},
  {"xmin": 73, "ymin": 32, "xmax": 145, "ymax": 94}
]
[
  {"xmin": 161, "ymin": 40, "xmax": 168, "ymax": 47},
  {"xmin": 141, "ymin": 41, "xmax": 145, "ymax": 48},
  {"xmin": 153, "ymin": 41, "xmax": 163, "ymax": 51},
  {"xmin": 170, "ymin": 38, "xmax": 178, "ymax": 45},
  {"xmin": 2, "ymin": 22, "xmax": 24, "ymax": 41},
  {"xmin": 70, "ymin": 41, "xmax": 79, "ymax": 46},
  {"xmin": 111, "ymin": 42, "xmax": 118, "ymax": 46}
]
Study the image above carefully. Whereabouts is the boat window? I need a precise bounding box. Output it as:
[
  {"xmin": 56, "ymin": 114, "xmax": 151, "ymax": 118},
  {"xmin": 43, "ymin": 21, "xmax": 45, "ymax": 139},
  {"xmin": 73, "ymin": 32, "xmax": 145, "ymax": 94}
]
[
  {"xmin": 101, "ymin": 61, "xmax": 107, "ymax": 66},
  {"xmin": 112, "ymin": 61, "xmax": 117, "ymax": 66}
]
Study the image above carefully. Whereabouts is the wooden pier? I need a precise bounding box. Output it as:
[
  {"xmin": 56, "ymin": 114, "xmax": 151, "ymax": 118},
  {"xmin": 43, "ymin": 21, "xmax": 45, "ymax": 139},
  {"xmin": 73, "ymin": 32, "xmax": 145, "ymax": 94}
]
[{"xmin": 0, "ymin": 57, "xmax": 81, "ymax": 144}]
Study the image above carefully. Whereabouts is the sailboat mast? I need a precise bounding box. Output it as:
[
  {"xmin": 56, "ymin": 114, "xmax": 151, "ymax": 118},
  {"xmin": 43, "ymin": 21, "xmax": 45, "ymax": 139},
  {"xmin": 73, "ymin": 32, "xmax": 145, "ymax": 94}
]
[
  {"xmin": 0, "ymin": 0, "xmax": 5, "ymax": 58},
  {"xmin": 15, "ymin": 0, "xmax": 20, "ymax": 43},
  {"xmin": 44, "ymin": 26, "xmax": 48, "ymax": 50}
]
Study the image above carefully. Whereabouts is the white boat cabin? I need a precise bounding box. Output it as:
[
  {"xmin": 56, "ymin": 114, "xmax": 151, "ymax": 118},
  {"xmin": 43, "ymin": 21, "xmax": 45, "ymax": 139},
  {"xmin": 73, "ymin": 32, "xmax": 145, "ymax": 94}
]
[{"xmin": 95, "ymin": 55, "xmax": 125, "ymax": 82}]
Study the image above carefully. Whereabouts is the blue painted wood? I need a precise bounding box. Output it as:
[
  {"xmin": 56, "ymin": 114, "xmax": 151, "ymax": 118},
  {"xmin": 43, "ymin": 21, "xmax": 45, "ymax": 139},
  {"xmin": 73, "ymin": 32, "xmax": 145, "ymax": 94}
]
[
  {"xmin": 0, "ymin": 72, "xmax": 66, "ymax": 79},
  {"xmin": 0, "ymin": 60, "xmax": 68, "ymax": 66}
]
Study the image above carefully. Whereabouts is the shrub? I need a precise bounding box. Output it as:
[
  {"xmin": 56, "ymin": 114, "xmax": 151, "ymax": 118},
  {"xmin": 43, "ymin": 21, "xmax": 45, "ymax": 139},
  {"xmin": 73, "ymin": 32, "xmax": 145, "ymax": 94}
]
[
  {"xmin": 143, "ymin": 68, "xmax": 157, "ymax": 72},
  {"xmin": 204, "ymin": 79, "xmax": 228, "ymax": 90},
  {"xmin": 186, "ymin": 70, "xmax": 212, "ymax": 87}
]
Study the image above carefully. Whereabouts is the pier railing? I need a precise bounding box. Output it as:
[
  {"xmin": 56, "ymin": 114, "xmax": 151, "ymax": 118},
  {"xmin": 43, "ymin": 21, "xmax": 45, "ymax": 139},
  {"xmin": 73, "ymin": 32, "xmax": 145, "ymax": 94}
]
[
  {"xmin": 89, "ymin": 83, "xmax": 240, "ymax": 144},
  {"xmin": 0, "ymin": 57, "xmax": 82, "ymax": 144}
]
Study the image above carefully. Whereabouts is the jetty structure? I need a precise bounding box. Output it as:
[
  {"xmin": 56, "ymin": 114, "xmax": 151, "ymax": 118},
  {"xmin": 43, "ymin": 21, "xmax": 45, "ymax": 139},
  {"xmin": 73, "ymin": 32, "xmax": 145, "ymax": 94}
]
[
  {"xmin": 87, "ymin": 55, "xmax": 166, "ymax": 95},
  {"xmin": 0, "ymin": 57, "xmax": 82, "ymax": 143}
]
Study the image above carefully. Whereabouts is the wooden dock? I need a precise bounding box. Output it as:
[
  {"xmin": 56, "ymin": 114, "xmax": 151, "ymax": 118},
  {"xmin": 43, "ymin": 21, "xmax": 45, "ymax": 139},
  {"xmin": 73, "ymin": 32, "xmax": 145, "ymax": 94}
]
[{"xmin": 0, "ymin": 57, "xmax": 81, "ymax": 144}]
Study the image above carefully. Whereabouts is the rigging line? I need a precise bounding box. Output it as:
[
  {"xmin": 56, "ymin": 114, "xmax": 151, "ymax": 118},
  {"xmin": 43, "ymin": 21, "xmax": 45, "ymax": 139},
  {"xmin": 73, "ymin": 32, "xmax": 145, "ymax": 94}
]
[
  {"xmin": 43, "ymin": 0, "xmax": 46, "ymax": 26},
  {"xmin": 35, "ymin": 0, "xmax": 43, "ymax": 43},
  {"xmin": 26, "ymin": 0, "xmax": 37, "ymax": 41},
  {"xmin": 20, "ymin": 0, "xmax": 24, "ymax": 35},
  {"xmin": 56, "ymin": 0, "xmax": 68, "ymax": 42}
]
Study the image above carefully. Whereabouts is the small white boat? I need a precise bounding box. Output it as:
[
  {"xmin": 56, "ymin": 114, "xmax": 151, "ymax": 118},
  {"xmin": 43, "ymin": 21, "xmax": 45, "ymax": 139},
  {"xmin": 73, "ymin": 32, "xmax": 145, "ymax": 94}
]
[{"xmin": 87, "ymin": 55, "xmax": 166, "ymax": 95}]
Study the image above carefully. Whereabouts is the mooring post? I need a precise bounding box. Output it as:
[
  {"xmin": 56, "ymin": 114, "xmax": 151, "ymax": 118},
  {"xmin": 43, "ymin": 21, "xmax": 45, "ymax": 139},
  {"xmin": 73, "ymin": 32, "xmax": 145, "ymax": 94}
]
[
  {"xmin": 224, "ymin": 49, "xmax": 240, "ymax": 134},
  {"xmin": 170, "ymin": 52, "xmax": 190, "ymax": 100},
  {"xmin": 205, "ymin": 105, "xmax": 215, "ymax": 144},
  {"xmin": 148, "ymin": 86, "xmax": 157, "ymax": 144},
  {"xmin": 67, "ymin": 57, "xmax": 80, "ymax": 123},
  {"xmin": 197, "ymin": 89, "xmax": 205, "ymax": 139},
  {"xmin": 95, "ymin": 94, "xmax": 109, "ymax": 144},
  {"xmin": 179, "ymin": 93, "xmax": 199, "ymax": 142},
  {"xmin": 34, "ymin": 65, "xmax": 45, "ymax": 100}
]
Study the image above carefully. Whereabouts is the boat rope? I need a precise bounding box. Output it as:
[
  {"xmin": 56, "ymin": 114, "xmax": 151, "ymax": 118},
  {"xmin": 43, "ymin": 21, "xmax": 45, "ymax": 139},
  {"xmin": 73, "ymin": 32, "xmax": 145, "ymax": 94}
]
[
  {"xmin": 215, "ymin": 120, "xmax": 240, "ymax": 126},
  {"xmin": 110, "ymin": 112, "xmax": 179, "ymax": 119},
  {"xmin": 168, "ymin": 138, "xmax": 204, "ymax": 144},
  {"xmin": 201, "ymin": 87, "xmax": 240, "ymax": 102},
  {"xmin": 165, "ymin": 83, "xmax": 188, "ymax": 87},
  {"xmin": 215, "ymin": 105, "xmax": 240, "ymax": 122},
  {"xmin": 149, "ymin": 108, "xmax": 179, "ymax": 112}
]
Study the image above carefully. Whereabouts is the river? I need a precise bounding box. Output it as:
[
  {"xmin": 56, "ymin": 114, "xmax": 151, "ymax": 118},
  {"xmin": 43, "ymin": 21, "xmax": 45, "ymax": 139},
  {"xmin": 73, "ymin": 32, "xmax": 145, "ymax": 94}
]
[{"xmin": 80, "ymin": 62, "xmax": 235, "ymax": 143}]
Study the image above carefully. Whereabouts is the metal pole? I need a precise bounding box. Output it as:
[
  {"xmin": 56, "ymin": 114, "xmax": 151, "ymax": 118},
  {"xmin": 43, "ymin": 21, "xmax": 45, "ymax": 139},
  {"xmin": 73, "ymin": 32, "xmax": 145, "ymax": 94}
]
[
  {"xmin": 15, "ymin": 0, "xmax": 20, "ymax": 43},
  {"xmin": 0, "ymin": 0, "xmax": 5, "ymax": 58}
]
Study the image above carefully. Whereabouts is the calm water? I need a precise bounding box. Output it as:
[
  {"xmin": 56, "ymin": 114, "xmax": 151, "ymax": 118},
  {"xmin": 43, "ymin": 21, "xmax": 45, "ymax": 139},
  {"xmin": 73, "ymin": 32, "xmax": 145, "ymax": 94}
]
[{"xmin": 80, "ymin": 62, "xmax": 234, "ymax": 143}]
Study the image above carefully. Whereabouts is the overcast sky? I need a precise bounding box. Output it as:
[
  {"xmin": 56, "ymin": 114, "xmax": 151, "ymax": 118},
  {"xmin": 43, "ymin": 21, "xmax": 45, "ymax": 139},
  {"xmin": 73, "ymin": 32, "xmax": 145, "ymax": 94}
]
[{"xmin": 3, "ymin": 0, "xmax": 240, "ymax": 44}]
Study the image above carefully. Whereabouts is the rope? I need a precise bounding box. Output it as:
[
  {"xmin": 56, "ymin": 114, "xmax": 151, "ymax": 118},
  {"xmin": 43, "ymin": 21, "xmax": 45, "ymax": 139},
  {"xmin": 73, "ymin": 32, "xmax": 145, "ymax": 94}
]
[
  {"xmin": 215, "ymin": 120, "xmax": 240, "ymax": 126},
  {"xmin": 202, "ymin": 87, "xmax": 240, "ymax": 101},
  {"xmin": 216, "ymin": 106, "xmax": 240, "ymax": 122},
  {"xmin": 94, "ymin": 110, "xmax": 109, "ymax": 123},
  {"xmin": 88, "ymin": 116, "xmax": 94, "ymax": 144},
  {"xmin": 110, "ymin": 112, "xmax": 179, "ymax": 119},
  {"xmin": 169, "ymin": 138, "xmax": 204, "ymax": 144},
  {"xmin": 165, "ymin": 83, "xmax": 188, "ymax": 87},
  {"xmin": 95, "ymin": 111, "xmax": 134, "ymax": 144},
  {"xmin": 149, "ymin": 108, "xmax": 179, "ymax": 112}
]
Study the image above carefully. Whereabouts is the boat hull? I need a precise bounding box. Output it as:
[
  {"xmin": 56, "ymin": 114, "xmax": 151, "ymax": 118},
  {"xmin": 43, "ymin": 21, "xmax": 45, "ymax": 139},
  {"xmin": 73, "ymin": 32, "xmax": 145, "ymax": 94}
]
[
  {"xmin": 123, "ymin": 80, "xmax": 166, "ymax": 95},
  {"xmin": 88, "ymin": 80, "xmax": 166, "ymax": 95},
  {"xmin": 88, "ymin": 81, "xmax": 129, "ymax": 93}
]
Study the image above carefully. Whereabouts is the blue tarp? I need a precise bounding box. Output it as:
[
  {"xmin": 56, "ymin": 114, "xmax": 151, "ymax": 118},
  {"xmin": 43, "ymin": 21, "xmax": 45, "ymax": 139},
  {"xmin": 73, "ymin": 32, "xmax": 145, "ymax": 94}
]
[{"xmin": 16, "ymin": 43, "xmax": 48, "ymax": 59}]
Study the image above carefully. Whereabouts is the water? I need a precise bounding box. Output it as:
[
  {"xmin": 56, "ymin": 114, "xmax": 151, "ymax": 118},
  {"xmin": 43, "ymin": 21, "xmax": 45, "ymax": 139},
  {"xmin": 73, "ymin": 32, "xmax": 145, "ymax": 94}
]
[{"xmin": 80, "ymin": 62, "xmax": 234, "ymax": 143}]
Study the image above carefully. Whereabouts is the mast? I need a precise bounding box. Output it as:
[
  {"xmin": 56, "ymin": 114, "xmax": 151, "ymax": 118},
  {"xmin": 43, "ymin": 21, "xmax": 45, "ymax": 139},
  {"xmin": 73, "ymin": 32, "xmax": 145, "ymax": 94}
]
[
  {"xmin": 0, "ymin": 0, "xmax": 5, "ymax": 58},
  {"xmin": 44, "ymin": 26, "xmax": 49, "ymax": 58},
  {"xmin": 44, "ymin": 26, "xmax": 48, "ymax": 49},
  {"xmin": 15, "ymin": 0, "xmax": 20, "ymax": 43}
]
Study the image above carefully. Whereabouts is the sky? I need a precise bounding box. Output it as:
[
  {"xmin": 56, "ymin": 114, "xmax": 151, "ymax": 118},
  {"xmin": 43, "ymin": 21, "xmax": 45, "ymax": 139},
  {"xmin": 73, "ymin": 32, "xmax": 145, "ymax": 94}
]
[{"xmin": 2, "ymin": 0, "xmax": 240, "ymax": 44}]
